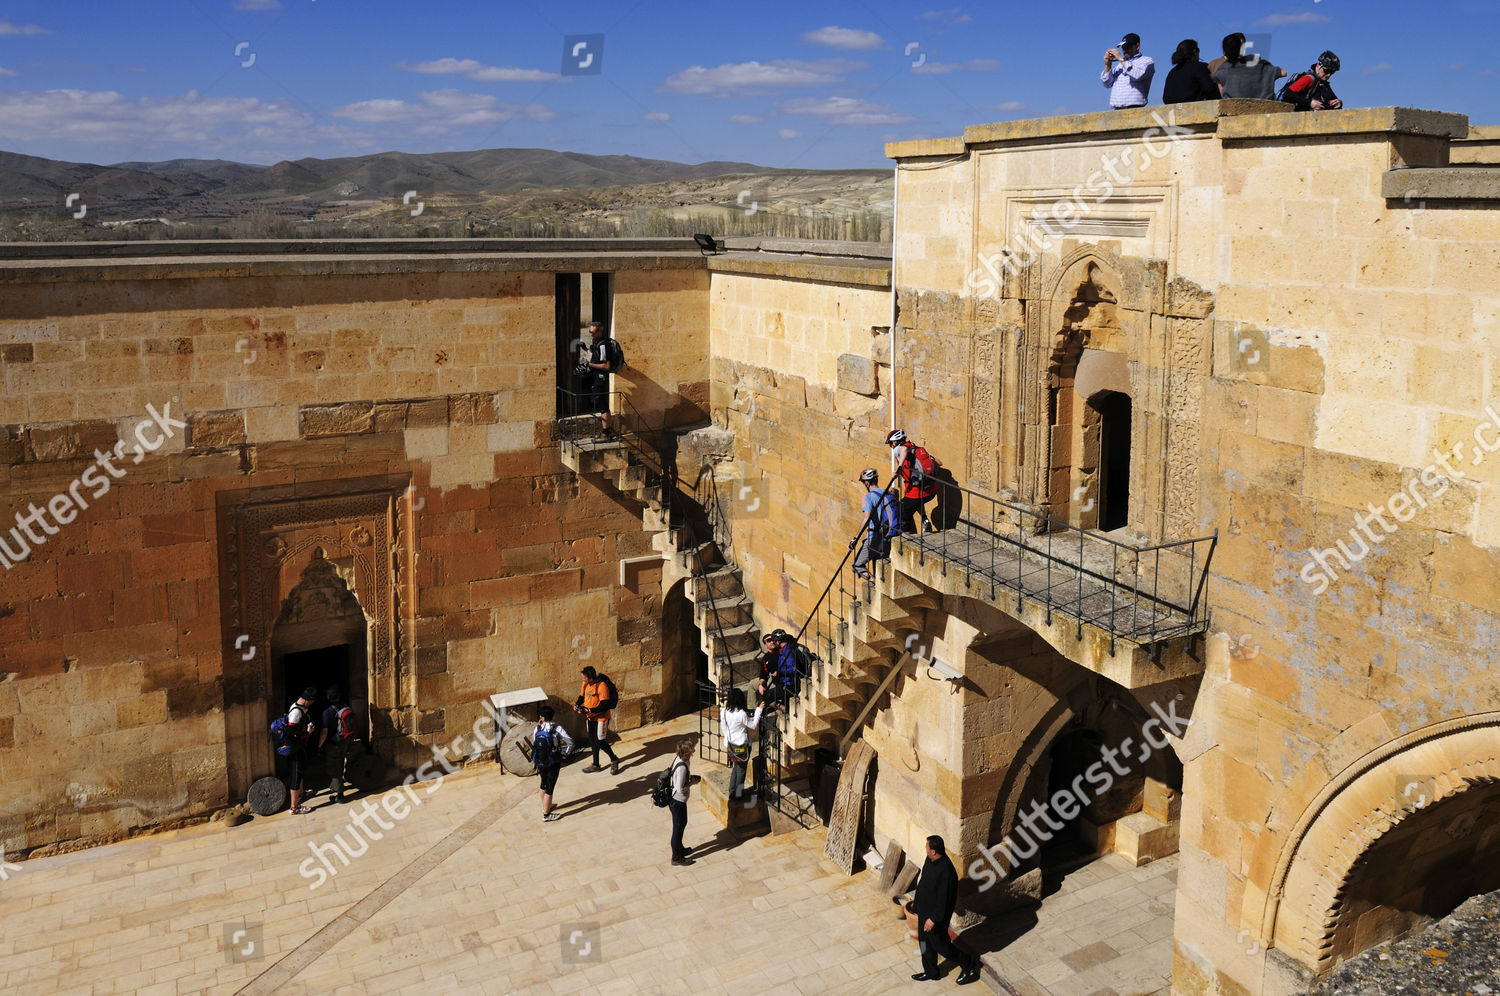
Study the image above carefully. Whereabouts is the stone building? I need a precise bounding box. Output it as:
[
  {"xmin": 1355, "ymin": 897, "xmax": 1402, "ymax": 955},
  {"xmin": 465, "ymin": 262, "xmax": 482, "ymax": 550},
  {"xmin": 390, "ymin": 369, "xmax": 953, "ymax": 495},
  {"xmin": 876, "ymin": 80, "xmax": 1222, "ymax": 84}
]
[{"xmin": 3, "ymin": 101, "xmax": 1499, "ymax": 994}]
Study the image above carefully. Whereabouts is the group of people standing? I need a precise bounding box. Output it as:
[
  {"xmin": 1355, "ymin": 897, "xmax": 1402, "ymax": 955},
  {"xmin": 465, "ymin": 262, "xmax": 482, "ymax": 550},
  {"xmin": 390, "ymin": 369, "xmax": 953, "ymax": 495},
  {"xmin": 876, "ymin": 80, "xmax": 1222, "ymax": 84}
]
[{"xmin": 1102, "ymin": 30, "xmax": 1342, "ymax": 111}]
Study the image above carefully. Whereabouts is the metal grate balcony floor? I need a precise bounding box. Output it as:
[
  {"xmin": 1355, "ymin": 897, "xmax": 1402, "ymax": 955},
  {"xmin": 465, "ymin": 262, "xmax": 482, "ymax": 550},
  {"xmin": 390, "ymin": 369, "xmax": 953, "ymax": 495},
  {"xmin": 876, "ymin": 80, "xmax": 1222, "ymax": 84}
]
[{"xmin": 895, "ymin": 521, "xmax": 1209, "ymax": 647}]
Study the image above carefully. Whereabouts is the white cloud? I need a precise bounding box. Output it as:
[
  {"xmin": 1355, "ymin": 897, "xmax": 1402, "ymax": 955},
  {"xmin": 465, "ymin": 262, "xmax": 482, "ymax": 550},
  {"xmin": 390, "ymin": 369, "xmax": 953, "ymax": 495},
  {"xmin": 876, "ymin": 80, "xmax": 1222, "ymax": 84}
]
[
  {"xmin": 993, "ymin": 101, "xmax": 1024, "ymax": 112},
  {"xmin": 330, "ymin": 89, "xmax": 555, "ymax": 129},
  {"xmin": 0, "ymin": 21, "xmax": 48, "ymax": 35},
  {"xmin": 1257, "ymin": 11, "xmax": 1331, "ymax": 27},
  {"xmin": 661, "ymin": 60, "xmax": 844, "ymax": 96},
  {"xmin": 1362, "ymin": 62, "xmax": 1393, "ymax": 76},
  {"xmin": 778, "ymin": 96, "xmax": 915, "ymax": 127},
  {"xmin": 0, "ymin": 88, "xmax": 319, "ymax": 148},
  {"xmin": 398, "ymin": 58, "xmax": 564, "ymax": 83},
  {"xmin": 728, "ymin": 113, "xmax": 765, "ymax": 124},
  {"xmin": 778, "ymin": 128, "xmax": 803, "ymax": 139},
  {"xmin": 912, "ymin": 58, "xmax": 998, "ymax": 75},
  {"xmin": 802, "ymin": 26, "xmax": 884, "ymax": 51},
  {"xmin": 642, "ymin": 111, "xmax": 670, "ymax": 121},
  {"xmin": 920, "ymin": 8, "xmax": 972, "ymax": 25},
  {"xmin": 232, "ymin": 0, "xmax": 283, "ymax": 10},
  {"xmin": 1446, "ymin": 63, "xmax": 1466, "ymax": 71},
  {"xmin": 0, "ymin": 67, "xmax": 17, "ymax": 78}
]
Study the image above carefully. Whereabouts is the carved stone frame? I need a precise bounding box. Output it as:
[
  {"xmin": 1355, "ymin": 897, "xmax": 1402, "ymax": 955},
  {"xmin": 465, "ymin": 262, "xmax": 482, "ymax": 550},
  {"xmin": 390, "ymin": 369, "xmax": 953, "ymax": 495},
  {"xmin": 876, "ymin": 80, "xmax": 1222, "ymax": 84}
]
[{"xmin": 216, "ymin": 476, "xmax": 414, "ymax": 799}]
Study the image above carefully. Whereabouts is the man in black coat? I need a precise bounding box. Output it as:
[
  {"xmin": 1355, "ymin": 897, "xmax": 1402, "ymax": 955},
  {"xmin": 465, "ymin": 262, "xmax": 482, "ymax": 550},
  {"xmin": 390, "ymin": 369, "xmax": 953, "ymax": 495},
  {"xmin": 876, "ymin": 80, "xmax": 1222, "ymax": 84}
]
[{"xmin": 912, "ymin": 835, "xmax": 981, "ymax": 984}]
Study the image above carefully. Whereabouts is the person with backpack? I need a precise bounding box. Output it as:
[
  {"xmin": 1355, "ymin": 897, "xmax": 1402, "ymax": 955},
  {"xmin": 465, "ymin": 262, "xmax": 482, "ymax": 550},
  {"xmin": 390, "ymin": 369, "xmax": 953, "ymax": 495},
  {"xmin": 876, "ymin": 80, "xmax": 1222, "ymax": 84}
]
[
  {"xmin": 851, "ymin": 467, "xmax": 899, "ymax": 582},
  {"xmin": 666, "ymin": 737, "xmax": 696, "ymax": 865},
  {"xmin": 532, "ymin": 704, "xmax": 575, "ymax": 822},
  {"xmin": 276, "ymin": 687, "xmax": 318, "ymax": 815},
  {"xmin": 318, "ymin": 686, "xmax": 360, "ymax": 805},
  {"xmin": 720, "ymin": 687, "xmax": 764, "ymax": 804},
  {"xmin": 574, "ymin": 665, "xmax": 620, "ymax": 774},
  {"xmin": 1279, "ymin": 51, "xmax": 1342, "ymax": 111},
  {"xmin": 756, "ymin": 629, "xmax": 805, "ymax": 708},
  {"xmin": 581, "ymin": 320, "xmax": 624, "ymax": 434},
  {"xmin": 888, "ymin": 428, "xmax": 942, "ymax": 535}
]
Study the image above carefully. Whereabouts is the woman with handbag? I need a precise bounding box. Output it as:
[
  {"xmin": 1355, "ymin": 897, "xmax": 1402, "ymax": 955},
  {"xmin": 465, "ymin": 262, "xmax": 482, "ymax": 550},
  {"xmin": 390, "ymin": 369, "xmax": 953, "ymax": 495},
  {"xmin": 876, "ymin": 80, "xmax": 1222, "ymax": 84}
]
[{"xmin": 720, "ymin": 687, "xmax": 764, "ymax": 804}]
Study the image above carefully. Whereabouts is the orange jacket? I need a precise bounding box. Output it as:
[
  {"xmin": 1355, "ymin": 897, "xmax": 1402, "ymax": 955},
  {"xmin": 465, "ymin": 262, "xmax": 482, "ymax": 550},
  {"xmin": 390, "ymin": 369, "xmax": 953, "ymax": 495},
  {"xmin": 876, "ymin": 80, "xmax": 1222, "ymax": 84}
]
[{"xmin": 580, "ymin": 678, "xmax": 612, "ymax": 721}]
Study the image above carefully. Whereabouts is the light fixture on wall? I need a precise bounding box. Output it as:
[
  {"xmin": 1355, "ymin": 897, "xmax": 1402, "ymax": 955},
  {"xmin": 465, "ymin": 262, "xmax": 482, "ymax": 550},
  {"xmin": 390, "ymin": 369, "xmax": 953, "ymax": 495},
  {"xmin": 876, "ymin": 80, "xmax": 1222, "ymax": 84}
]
[{"xmin": 693, "ymin": 233, "xmax": 720, "ymax": 255}]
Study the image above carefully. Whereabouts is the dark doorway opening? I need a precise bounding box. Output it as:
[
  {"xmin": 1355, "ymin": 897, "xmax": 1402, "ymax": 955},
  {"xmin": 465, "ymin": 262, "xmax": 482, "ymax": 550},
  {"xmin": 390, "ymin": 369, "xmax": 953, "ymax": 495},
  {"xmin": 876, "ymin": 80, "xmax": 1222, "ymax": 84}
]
[
  {"xmin": 554, "ymin": 272, "xmax": 614, "ymax": 419},
  {"xmin": 1091, "ymin": 391, "xmax": 1131, "ymax": 531},
  {"xmin": 281, "ymin": 644, "xmax": 352, "ymax": 723}
]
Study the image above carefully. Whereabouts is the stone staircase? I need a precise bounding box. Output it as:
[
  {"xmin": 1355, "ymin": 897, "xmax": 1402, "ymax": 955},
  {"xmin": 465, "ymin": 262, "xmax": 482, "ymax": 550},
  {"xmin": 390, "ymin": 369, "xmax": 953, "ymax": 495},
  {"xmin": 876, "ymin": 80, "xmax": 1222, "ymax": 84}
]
[{"xmin": 558, "ymin": 430, "xmax": 762, "ymax": 703}]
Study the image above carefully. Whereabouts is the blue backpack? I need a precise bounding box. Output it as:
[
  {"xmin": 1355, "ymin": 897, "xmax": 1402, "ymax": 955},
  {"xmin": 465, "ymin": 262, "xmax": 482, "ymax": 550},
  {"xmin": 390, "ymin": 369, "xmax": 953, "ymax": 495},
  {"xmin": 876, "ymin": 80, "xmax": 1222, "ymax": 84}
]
[
  {"xmin": 531, "ymin": 724, "xmax": 557, "ymax": 767},
  {"xmin": 269, "ymin": 714, "xmax": 298, "ymax": 756}
]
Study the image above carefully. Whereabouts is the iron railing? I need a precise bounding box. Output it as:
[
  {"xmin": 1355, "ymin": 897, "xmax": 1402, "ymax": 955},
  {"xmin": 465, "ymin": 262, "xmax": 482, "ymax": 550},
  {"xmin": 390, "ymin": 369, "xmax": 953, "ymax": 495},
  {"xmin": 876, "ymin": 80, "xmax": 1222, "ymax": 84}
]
[{"xmin": 893, "ymin": 478, "xmax": 1217, "ymax": 654}]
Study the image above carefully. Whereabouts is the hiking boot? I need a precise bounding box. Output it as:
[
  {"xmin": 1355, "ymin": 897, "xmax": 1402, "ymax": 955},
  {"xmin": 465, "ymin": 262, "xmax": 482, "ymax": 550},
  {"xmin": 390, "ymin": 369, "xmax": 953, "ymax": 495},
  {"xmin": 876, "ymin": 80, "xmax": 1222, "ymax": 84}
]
[
  {"xmin": 582, "ymin": 764, "xmax": 602, "ymax": 773},
  {"xmin": 610, "ymin": 760, "xmax": 619, "ymax": 775}
]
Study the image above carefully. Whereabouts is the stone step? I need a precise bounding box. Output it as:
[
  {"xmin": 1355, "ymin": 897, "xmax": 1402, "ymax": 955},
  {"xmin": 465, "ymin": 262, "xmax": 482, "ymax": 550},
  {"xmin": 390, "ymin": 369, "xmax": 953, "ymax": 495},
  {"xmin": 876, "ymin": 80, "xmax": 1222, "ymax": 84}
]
[
  {"xmin": 767, "ymin": 778, "xmax": 821, "ymax": 832},
  {"xmin": 712, "ymin": 650, "xmax": 763, "ymax": 691},
  {"xmin": 704, "ymin": 620, "xmax": 760, "ymax": 658},
  {"xmin": 693, "ymin": 567, "xmax": 744, "ymax": 602},
  {"xmin": 697, "ymin": 591, "xmax": 754, "ymax": 629}
]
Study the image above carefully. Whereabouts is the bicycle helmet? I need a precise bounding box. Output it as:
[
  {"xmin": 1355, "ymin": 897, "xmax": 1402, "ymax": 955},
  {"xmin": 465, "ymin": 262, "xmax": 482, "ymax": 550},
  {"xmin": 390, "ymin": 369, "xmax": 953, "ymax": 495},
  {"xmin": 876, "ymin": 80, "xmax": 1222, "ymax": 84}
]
[
  {"xmin": 770, "ymin": 628, "xmax": 789, "ymax": 642},
  {"xmin": 1318, "ymin": 50, "xmax": 1340, "ymax": 73},
  {"xmin": 885, "ymin": 428, "xmax": 907, "ymax": 446},
  {"xmin": 858, "ymin": 468, "xmax": 879, "ymax": 484}
]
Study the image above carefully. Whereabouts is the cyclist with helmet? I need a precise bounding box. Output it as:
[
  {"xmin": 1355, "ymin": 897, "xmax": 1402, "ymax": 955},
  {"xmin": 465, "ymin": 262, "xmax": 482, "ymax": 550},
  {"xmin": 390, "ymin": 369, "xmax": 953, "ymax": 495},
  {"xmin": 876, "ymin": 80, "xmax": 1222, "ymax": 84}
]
[
  {"xmin": 1280, "ymin": 51, "xmax": 1342, "ymax": 111},
  {"xmin": 851, "ymin": 467, "xmax": 899, "ymax": 581},
  {"xmin": 886, "ymin": 428, "xmax": 942, "ymax": 535}
]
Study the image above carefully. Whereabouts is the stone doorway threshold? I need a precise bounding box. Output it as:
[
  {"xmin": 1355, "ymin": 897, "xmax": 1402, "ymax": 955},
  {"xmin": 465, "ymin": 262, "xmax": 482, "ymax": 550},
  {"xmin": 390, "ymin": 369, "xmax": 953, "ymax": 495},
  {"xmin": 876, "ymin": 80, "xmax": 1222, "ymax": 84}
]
[{"xmin": 968, "ymin": 850, "xmax": 1178, "ymax": 996}]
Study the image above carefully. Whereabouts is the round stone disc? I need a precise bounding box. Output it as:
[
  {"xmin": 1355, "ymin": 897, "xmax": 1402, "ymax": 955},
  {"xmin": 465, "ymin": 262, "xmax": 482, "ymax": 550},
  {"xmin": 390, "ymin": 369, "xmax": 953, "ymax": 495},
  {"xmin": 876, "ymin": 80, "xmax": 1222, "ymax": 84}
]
[
  {"xmin": 499, "ymin": 722, "xmax": 539, "ymax": 776},
  {"xmin": 247, "ymin": 775, "xmax": 288, "ymax": 816}
]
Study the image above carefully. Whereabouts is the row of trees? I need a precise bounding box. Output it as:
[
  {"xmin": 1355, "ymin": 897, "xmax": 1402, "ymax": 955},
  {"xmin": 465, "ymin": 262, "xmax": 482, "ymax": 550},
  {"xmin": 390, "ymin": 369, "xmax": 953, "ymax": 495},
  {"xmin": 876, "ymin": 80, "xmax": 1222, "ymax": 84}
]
[{"xmin": 0, "ymin": 205, "xmax": 891, "ymax": 243}]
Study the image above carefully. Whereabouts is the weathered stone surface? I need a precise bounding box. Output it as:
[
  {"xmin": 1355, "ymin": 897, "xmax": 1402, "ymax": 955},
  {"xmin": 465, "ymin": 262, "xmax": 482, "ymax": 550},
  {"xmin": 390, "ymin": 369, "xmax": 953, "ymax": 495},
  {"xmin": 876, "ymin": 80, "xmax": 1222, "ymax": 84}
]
[
  {"xmin": 836, "ymin": 352, "xmax": 878, "ymax": 396},
  {"xmin": 188, "ymin": 411, "xmax": 246, "ymax": 449},
  {"xmin": 300, "ymin": 401, "xmax": 373, "ymax": 438}
]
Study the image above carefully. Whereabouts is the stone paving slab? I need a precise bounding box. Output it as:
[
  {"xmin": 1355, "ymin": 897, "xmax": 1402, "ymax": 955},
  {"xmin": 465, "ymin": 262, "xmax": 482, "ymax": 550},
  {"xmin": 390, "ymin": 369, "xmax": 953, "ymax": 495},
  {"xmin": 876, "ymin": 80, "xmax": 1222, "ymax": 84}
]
[
  {"xmin": 0, "ymin": 716, "xmax": 982, "ymax": 995},
  {"xmin": 973, "ymin": 852, "xmax": 1177, "ymax": 996}
]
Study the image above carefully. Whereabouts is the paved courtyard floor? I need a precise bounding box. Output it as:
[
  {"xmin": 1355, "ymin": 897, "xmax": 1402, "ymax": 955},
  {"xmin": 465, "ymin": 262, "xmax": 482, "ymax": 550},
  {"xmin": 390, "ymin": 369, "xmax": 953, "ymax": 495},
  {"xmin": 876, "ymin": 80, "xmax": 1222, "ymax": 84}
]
[
  {"xmin": 969, "ymin": 850, "xmax": 1177, "ymax": 996},
  {"xmin": 0, "ymin": 715, "xmax": 1178, "ymax": 995}
]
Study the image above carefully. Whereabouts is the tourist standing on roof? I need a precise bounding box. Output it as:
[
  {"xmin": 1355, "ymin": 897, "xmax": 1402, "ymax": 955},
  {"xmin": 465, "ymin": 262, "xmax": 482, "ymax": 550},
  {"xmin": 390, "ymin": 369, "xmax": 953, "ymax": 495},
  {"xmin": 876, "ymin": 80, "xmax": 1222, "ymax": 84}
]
[
  {"xmin": 1280, "ymin": 51, "xmax": 1342, "ymax": 111},
  {"xmin": 1101, "ymin": 32, "xmax": 1154, "ymax": 109},
  {"xmin": 1214, "ymin": 33, "xmax": 1287, "ymax": 101},
  {"xmin": 1163, "ymin": 39, "xmax": 1218, "ymax": 104}
]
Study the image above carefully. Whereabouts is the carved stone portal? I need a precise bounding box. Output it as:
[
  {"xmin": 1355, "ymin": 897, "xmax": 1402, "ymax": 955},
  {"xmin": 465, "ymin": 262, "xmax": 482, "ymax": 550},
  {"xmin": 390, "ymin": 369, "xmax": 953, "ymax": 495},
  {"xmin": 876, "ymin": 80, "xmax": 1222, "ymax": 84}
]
[{"xmin": 216, "ymin": 477, "xmax": 414, "ymax": 799}]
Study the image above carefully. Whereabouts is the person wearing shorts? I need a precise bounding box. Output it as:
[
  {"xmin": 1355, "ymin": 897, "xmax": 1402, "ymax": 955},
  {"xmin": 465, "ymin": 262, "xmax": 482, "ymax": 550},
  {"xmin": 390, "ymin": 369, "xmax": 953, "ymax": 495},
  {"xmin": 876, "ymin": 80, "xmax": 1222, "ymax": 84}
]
[{"xmin": 535, "ymin": 705, "xmax": 575, "ymax": 822}]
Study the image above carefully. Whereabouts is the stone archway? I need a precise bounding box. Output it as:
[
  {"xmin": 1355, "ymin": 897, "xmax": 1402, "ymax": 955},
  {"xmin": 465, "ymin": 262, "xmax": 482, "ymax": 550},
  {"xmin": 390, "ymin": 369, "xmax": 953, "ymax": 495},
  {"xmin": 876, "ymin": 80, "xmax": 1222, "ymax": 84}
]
[{"xmin": 1253, "ymin": 715, "xmax": 1500, "ymax": 976}]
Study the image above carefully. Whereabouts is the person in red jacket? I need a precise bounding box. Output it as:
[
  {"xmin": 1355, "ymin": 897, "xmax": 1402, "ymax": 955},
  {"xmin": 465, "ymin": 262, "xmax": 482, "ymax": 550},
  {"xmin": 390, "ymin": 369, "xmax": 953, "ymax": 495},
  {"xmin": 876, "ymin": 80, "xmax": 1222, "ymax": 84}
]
[
  {"xmin": 1280, "ymin": 51, "xmax": 1342, "ymax": 111},
  {"xmin": 887, "ymin": 428, "xmax": 941, "ymax": 534}
]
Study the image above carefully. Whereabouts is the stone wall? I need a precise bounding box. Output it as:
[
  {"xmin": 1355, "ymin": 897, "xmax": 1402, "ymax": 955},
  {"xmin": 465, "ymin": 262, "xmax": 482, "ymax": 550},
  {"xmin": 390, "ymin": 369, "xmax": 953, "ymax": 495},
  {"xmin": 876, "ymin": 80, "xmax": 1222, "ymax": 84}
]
[
  {"xmin": 0, "ymin": 247, "xmax": 707, "ymax": 856},
  {"xmin": 888, "ymin": 105, "xmax": 1500, "ymax": 993}
]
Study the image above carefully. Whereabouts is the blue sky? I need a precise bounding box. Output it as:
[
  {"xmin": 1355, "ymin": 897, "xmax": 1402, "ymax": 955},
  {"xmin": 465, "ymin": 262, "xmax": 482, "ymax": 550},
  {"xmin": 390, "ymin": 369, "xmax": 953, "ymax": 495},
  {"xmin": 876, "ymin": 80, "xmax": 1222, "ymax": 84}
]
[{"xmin": 0, "ymin": 0, "xmax": 1495, "ymax": 169}]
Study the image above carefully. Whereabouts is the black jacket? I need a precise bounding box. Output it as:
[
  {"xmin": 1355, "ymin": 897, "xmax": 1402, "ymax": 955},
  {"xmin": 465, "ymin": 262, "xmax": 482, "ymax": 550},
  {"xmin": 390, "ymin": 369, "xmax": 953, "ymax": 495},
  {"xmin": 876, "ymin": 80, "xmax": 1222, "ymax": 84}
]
[
  {"xmin": 1163, "ymin": 60, "xmax": 1218, "ymax": 103},
  {"xmin": 913, "ymin": 853, "xmax": 959, "ymax": 924}
]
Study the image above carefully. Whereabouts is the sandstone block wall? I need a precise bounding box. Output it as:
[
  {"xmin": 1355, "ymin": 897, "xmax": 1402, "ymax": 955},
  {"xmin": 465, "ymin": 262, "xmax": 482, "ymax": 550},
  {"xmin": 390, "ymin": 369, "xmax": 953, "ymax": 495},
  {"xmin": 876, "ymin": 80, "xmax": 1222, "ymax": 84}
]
[
  {"xmin": 888, "ymin": 106, "xmax": 1500, "ymax": 992},
  {"xmin": 0, "ymin": 250, "xmax": 707, "ymax": 856}
]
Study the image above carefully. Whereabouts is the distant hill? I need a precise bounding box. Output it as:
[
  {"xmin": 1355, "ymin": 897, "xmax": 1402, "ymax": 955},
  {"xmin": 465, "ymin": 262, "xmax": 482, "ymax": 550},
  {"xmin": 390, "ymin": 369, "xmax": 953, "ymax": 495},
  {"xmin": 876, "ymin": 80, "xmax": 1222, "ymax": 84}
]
[{"xmin": 0, "ymin": 147, "xmax": 892, "ymax": 242}]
